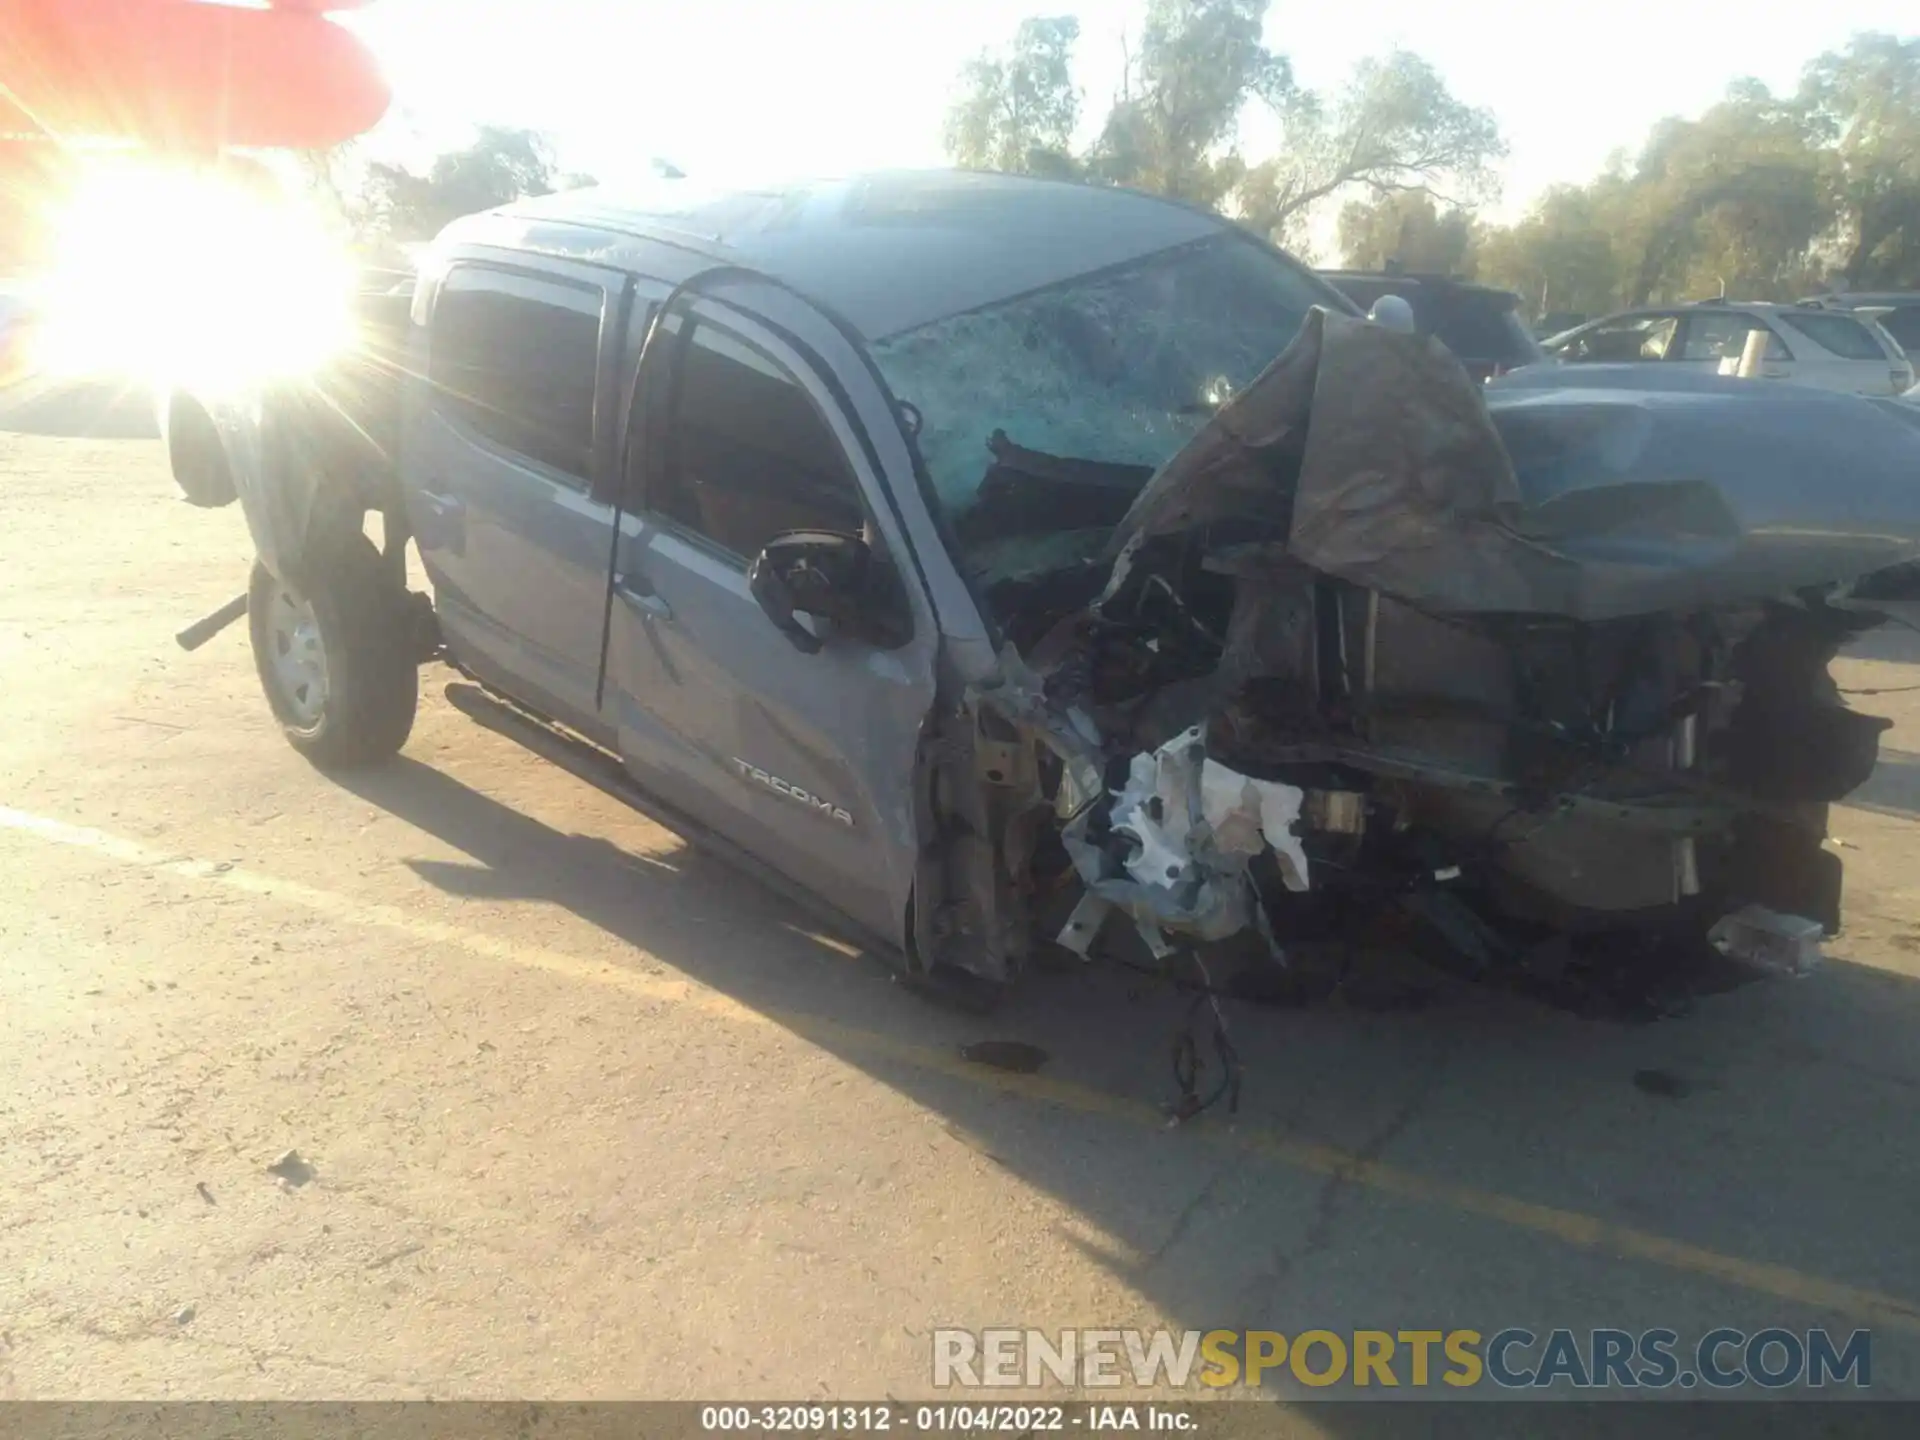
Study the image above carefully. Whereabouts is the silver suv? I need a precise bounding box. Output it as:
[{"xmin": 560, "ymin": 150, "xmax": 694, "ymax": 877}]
[
  {"xmin": 1800, "ymin": 292, "xmax": 1920, "ymax": 357},
  {"xmin": 1543, "ymin": 300, "xmax": 1914, "ymax": 396}
]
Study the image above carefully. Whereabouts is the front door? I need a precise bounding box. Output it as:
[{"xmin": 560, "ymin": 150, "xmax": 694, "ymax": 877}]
[
  {"xmin": 1556, "ymin": 311, "xmax": 1683, "ymax": 366},
  {"xmin": 602, "ymin": 298, "xmax": 936, "ymax": 943},
  {"xmin": 404, "ymin": 260, "xmax": 625, "ymax": 738},
  {"xmin": 1671, "ymin": 310, "xmax": 1790, "ymax": 382}
]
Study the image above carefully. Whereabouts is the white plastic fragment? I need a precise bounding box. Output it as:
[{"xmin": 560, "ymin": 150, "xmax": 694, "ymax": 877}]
[
  {"xmin": 1707, "ymin": 904, "xmax": 1824, "ymax": 977},
  {"xmin": 1201, "ymin": 763, "xmax": 1310, "ymax": 892},
  {"xmin": 1106, "ymin": 726, "xmax": 1310, "ymax": 913}
]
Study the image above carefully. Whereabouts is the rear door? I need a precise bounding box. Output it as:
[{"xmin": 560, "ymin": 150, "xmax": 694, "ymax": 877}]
[
  {"xmin": 404, "ymin": 259, "xmax": 627, "ymax": 737},
  {"xmin": 1874, "ymin": 305, "xmax": 1920, "ymax": 359},
  {"xmin": 602, "ymin": 292, "xmax": 938, "ymax": 943},
  {"xmin": 1770, "ymin": 309, "xmax": 1908, "ymax": 395}
]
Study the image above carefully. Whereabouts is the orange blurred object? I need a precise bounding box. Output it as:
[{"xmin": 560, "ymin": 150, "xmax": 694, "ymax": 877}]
[{"xmin": 0, "ymin": 0, "xmax": 389, "ymax": 150}]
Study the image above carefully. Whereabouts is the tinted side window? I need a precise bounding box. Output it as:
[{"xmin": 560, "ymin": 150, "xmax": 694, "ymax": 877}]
[
  {"xmin": 1778, "ymin": 311, "xmax": 1885, "ymax": 360},
  {"xmin": 1679, "ymin": 312, "xmax": 1788, "ymax": 362},
  {"xmin": 646, "ymin": 326, "xmax": 865, "ymax": 559},
  {"xmin": 1557, "ymin": 314, "xmax": 1679, "ymax": 362},
  {"xmin": 1878, "ymin": 307, "xmax": 1920, "ymax": 352},
  {"xmin": 1424, "ymin": 293, "xmax": 1541, "ymax": 363},
  {"xmin": 428, "ymin": 267, "xmax": 602, "ymax": 481}
]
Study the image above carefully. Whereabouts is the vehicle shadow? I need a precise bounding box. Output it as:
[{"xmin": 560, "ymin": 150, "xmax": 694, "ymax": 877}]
[
  {"xmin": 1838, "ymin": 613, "xmax": 1920, "ymax": 668},
  {"xmin": 336, "ymin": 728, "xmax": 1920, "ymax": 1413}
]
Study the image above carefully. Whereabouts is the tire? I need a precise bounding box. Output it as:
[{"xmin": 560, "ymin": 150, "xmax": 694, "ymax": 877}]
[{"xmin": 248, "ymin": 528, "xmax": 418, "ymax": 769}]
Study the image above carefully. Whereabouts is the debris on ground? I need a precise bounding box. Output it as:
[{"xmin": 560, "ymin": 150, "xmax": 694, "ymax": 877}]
[
  {"xmin": 1633, "ymin": 1069, "xmax": 1692, "ymax": 1100},
  {"xmin": 958, "ymin": 1040, "xmax": 1050, "ymax": 1074},
  {"xmin": 266, "ymin": 1150, "xmax": 314, "ymax": 1186}
]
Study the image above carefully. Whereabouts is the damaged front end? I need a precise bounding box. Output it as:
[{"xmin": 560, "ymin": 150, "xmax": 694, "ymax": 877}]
[{"xmin": 914, "ymin": 310, "xmax": 1920, "ymax": 996}]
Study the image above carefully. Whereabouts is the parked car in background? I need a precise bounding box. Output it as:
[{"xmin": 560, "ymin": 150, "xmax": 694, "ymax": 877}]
[
  {"xmin": 1799, "ymin": 292, "xmax": 1920, "ymax": 358},
  {"xmin": 1533, "ymin": 310, "xmax": 1587, "ymax": 340},
  {"xmin": 1319, "ymin": 270, "xmax": 1542, "ymax": 382},
  {"xmin": 1541, "ymin": 300, "xmax": 1914, "ymax": 396}
]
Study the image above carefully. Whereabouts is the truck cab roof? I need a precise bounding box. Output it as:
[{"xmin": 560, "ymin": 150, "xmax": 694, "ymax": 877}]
[{"xmin": 450, "ymin": 169, "xmax": 1352, "ymax": 340}]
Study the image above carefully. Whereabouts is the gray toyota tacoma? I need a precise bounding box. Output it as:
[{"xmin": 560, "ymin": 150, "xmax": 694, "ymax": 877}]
[{"xmin": 162, "ymin": 169, "xmax": 1920, "ymax": 1009}]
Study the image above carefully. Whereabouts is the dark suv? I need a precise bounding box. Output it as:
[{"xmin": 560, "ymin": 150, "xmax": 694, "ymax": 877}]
[{"xmin": 1320, "ymin": 270, "xmax": 1543, "ymax": 382}]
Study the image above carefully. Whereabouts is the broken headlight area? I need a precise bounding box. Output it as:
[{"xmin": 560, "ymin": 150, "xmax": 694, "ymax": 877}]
[
  {"xmin": 928, "ymin": 308, "xmax": 1920, "ymax": 1010},
  {"xmin": 1050, "ymin": 567, "xmax": 1886, "ymax": 994}
]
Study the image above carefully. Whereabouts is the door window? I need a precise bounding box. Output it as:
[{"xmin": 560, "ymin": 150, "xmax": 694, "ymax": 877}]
[
  {"xmin": 428, "ymin": 266, "xmax": 603, "ymax": 483},
  {"xmin": 1557, "ymin": 313, "xmax": 1679, "ymax": 362},
  {"xmin": 1679, "ymin": 312, "xmax": 1788, "ymax": 363},
  {"xmin": 639, "ymin": 323, "xmax": 866, "ymax": 560},
  {"xmin": 1875, "ymin": 306, "xmax": 1920, "ymax": 354},
  {"xmin": 1777, "ymin": 311, "xmax": 1888, "ymax": 361}
]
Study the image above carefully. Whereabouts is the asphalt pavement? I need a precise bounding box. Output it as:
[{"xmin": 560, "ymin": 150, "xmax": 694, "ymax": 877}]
[{"xmin": 4, "ymin": 429, "xmax": 1919, "ymax": 1416}]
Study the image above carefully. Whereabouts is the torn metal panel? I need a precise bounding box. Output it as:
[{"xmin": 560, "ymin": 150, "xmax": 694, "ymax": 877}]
[
  {"xmin": 1106, "ymin": 308, "xmax": 1920, "ymax": 621},
  {"xmin": 178, "ymin": 284, "xmax": 414, "ymax": 587},
  {"xmin": 922, "ymin": 297, "xmax": 1912, "ymax": 984}
]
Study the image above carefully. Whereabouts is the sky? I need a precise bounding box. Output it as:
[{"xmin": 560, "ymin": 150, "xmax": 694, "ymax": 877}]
[{"xmin": 341, "ymin": 0, "xmax": 1917, "ymax": 253}]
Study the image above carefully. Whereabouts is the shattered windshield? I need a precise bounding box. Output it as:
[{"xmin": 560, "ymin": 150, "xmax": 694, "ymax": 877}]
[{"xmin": 870, "ymin": 234, "xmax": 1338, "ymax": 524}]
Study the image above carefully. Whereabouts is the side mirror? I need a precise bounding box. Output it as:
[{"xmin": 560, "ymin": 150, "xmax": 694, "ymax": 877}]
[{"xmin": 748, "ymin": 530, "xmax": 911, "ymax": 654}]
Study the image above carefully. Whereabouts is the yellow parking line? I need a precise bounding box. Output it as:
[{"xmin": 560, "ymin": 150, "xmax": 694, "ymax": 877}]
[{"xmin": 6, "ymin": 801, "xmax": 1919, "ymax": 1336}]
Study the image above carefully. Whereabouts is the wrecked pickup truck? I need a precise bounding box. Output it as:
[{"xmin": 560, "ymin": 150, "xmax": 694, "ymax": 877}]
[{"xmin": 165, "ymin": 170, "xmax": 1920, "ymax": 1008}]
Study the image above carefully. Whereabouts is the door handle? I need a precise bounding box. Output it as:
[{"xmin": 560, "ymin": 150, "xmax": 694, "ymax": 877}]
[{"xmin": 613, "ymin": 572, "xmax": 673, "ymax": 622}]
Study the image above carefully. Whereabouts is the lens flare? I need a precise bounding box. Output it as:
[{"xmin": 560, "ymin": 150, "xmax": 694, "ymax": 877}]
[{"xmin": 30, "ymin": 157, "xmax": 358, "ymax": 394}]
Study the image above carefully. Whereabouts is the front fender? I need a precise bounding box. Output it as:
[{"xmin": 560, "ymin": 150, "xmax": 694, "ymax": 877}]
[
  {"xmin": 160, "ymin": 285, "xmax": 412, "ymax": 587},
  {"xmin": 161, "ymin": 383, "xmax": 322, "ymax": 586}
]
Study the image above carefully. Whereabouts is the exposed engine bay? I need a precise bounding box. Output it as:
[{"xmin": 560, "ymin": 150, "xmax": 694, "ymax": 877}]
[{"xmin": 912, "ymin": 310, "xmax": 1920, "ymax": 1004}]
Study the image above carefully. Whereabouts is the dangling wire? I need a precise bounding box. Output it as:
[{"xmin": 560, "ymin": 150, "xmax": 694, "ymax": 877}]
[{"xmin": 1168, "ymin": 949, "xmax": 1242, "ymax": 1124}]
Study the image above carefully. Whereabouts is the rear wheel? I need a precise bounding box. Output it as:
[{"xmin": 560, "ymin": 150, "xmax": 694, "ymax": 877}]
[{"xmin": 248, "ymin": 528, "xmax": 418, "ymax": 769}]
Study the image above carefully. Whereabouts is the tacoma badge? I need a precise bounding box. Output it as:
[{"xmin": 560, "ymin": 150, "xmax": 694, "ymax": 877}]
[{"xmin": 731, "ymin": 758, "xmax": 855, "ymax": 826}]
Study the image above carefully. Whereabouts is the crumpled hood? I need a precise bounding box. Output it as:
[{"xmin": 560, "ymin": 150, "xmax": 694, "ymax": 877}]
[{"xmin": 1107, "ymin": 309, "xmax": 1920, "ymax": 621}]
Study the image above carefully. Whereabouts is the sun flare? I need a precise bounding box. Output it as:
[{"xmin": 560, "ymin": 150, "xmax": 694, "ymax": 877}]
[{"xmin": 29, "ymin": 156, "xmax": 359, "ymax": 394}]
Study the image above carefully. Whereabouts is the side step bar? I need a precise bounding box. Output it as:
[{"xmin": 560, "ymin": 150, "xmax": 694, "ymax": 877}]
[{"xmin": 439, "ymin": 678, "xmax": 895, "ymax": 967}]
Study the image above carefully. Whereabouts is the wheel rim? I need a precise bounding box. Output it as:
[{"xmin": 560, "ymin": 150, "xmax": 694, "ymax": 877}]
[{"xmin": 264, "ymin": 583, "xmax": 329, "ymax": 726}]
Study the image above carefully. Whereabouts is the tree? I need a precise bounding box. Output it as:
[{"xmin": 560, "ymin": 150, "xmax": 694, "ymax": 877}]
[
  {"xmin": 1235, "ymin": 50, "xmax": 1503, "ymax": 246},
  {"xmin": 1610, "ymin": 88, "xmax": 1827, "ymax": 304},
  {"xmin": 1798, "ymin": 33, "xmax": 1920, "ymax": 287},
  {"xmin": 363, "ymin": 125, "xmax": 562, "ymax": 241},
  {"xmin": 1472, "ymin": 39, "xmax": 1920, "ymax": 318},
  {"xmin": 1474, "ymin": 75, "xmax": 1849, "ymax": 316},
  {"xmin": 1086, "ymin": 0, "xmax": 1290, "ymax": 208},
  {"xmin": 1337, "ymin": 190, "xmax": 1477, "ymax": 274},
  {"xmin": 944, "ymin": 17, "xmax": 1083, "ymax": 179},
  {"xmin": 1476, "ymin": 182, "xmax": 1630, "ymax": 318},
  {"xmin": 944, "ymin": 2, "xmax": 1502, "ymax": 246}
]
